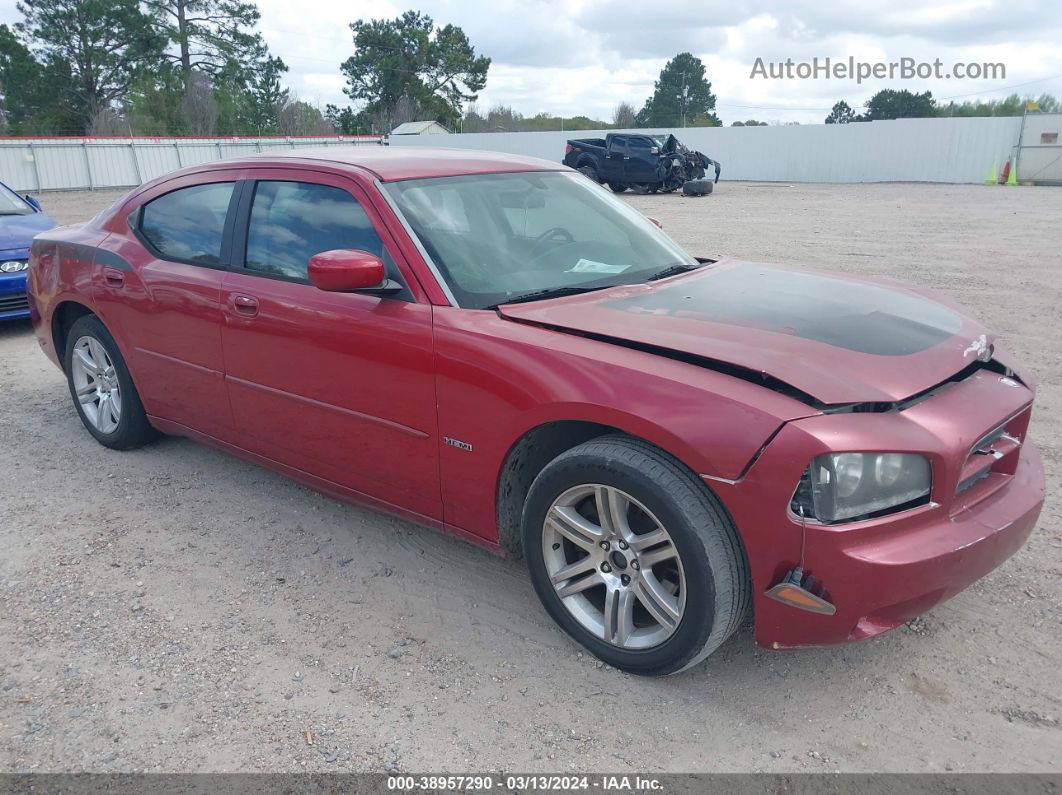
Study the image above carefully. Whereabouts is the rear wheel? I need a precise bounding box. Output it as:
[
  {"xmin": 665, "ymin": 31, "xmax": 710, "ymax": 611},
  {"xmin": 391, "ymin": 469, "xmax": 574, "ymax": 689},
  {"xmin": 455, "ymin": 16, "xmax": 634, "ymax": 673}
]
[
  {"xmin": 577, "ymin": 164, "xmax": 600, "ymax": 183},
  {"xmin": 64, "ymin": 314, "xmax": 157, "ymax": 450},
  {"xmin": 522, "ymin": 435, "xmax": 751, "ymax": 676}
]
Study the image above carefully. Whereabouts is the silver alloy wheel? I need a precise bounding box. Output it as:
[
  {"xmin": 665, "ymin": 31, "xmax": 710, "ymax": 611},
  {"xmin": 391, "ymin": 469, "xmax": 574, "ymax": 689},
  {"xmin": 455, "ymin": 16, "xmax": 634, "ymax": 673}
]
[
  {"xmin": 71, "ymin": 335, "xmax": 122, "ymax": 434},
  {"xmin": 542, "ymin": 484, "xmax": 686, "ymax": 649}
]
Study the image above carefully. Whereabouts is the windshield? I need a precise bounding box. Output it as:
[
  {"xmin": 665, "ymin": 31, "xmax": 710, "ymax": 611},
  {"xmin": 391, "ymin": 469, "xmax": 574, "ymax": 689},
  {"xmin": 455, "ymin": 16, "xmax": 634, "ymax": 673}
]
[
  {"xmin": 384, "ymin": 171, "xmax": 697, "ymax": 309},
  {"xmin": 0, "ymin": 183, "xmax": 33, "ymax": 215}
]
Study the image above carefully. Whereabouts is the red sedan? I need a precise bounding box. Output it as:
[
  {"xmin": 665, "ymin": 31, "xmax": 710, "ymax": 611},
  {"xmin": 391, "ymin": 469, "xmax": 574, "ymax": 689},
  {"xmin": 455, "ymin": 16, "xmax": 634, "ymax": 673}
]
[{"xmin": 27, "ymin": 148, "xmax": 1044, "ymax": 675}]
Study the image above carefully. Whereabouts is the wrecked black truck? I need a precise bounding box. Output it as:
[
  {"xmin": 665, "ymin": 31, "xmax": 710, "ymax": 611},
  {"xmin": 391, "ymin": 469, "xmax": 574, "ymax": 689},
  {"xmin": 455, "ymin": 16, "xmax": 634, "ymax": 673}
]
[{"xmin": 563, "ymin": 132, "xmax": 721, "ymax": 195}]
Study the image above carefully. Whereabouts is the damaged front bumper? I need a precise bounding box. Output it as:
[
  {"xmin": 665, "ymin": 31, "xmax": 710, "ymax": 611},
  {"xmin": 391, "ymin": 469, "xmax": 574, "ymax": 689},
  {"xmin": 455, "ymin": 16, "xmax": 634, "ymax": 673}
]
[{"xmin": 707, "ymin": 366, "xmax": 1046, "ymax": 649}]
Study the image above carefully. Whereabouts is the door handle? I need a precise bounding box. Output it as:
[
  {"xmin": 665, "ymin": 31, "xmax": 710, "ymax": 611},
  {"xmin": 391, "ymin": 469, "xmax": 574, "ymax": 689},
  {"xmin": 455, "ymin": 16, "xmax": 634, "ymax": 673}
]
[
  {"xmin": 102, "ymin": 267, "xmax": 125, "ymax": 286},
  {"xmin": 232, "ymin": 294, "xmax": 259, "ymax": 317},
  {"xmin": 623, "ymin": 156, "xmax": 630, "ymax": 160}
]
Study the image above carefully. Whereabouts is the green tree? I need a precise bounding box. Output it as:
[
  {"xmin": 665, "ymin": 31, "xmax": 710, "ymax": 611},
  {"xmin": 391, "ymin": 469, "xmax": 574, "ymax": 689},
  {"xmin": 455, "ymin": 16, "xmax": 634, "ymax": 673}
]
[
  {"xmin": 243, "ymin": 55, "xmax": 288, "ymax": 134},
  {"xmin": 636, "ymin": 53, "xmax": 719, "ymax": 128},
  {"xmin": 460, "ymin": 104, "xmax": 608, "ymax": 133},
  {"xmin": 861, "ymin": 89, "xmax": 936, "ymax": 120},
  {"xmin": 16, "ymin": 0, "xmax": 165, "ymax": 131},
  {"xmin": 277, "ymin": 98, "xmax": 330, "ymax": 135},
  {"xmin": 210, "ymin": 66, "xmax": 247, "ymax": 134},
  {"xmin": 612, "ymin": 101, "xmax": 636, "ymax": 128},
  {"xmin": 142, "ymin": 0, "xmax": 281, "ymax": 94},
  {"xmin": 633, "ymin": 98, "xmax": 654, "ymax": 127},
  {"xmin": 824, "ymin": 100, "xmax": 855, "ymax": 124},
  {"xmin": 123, "ymin": 65, "xmax": 185, "ymax": 133},
  {"xmin": 940, "ymin": 92, "xmax": 1059, "ymax": 117},
  {"xmin": 0, "ymin": 23, "xmax": 82, "ymax": 133},
  {"xmin": 1033, "ymin": 93, "xmax": 1060, "ymax": 113},
  {"xmin": 341, "ymin": 10, "xmax": 490, "ymax": 126},
  {"xmin": 325, "ymin": 104, "xmax": 364, "ymax": 134}
]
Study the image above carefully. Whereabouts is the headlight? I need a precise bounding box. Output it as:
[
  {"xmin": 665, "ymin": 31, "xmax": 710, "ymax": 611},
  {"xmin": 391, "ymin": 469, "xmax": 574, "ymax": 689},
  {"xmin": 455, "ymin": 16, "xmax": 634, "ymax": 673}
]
[
  {"xmin": 1, "ymin": 260, "xmax": 28, "ymax": 273},
  {"xmin": 832, "ymin": 452, "xmax": 864, "ymax": 498},
  {"xmin": 791, "ymin": 453, "xmax": 931, "ymax": 523}
]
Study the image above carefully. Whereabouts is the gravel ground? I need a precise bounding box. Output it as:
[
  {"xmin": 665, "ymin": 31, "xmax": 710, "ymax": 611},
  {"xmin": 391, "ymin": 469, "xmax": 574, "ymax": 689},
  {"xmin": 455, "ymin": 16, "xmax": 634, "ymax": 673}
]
[{"xmin": 1, "ymin": 182, "xmax": 1059, "ymax": 774}]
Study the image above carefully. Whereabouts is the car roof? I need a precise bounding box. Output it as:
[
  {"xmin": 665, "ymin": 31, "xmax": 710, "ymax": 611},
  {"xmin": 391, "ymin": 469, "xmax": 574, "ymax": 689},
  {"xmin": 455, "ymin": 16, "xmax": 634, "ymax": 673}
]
[{"xmin": 220, "ymin": 146, "xmax": 565, "ymax": 182}]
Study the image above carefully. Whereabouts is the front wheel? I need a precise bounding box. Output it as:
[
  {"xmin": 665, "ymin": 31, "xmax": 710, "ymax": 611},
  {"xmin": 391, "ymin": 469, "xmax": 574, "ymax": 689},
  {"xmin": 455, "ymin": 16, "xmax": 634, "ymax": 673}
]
[
  {"xmin": 522, "ymin": 436, "xmax": 751, "ymax": 676},
  {"xmin": 64, "ymin": 314, "xmax": 157, "ymax": 450}
]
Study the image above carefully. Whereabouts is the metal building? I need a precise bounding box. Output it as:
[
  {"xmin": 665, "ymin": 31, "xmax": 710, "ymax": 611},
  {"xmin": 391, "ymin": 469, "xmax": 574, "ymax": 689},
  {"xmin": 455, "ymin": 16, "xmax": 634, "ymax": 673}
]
[{"xmin": 1015, "ymin": 112, "xmax": 1062, "ymax": 185}]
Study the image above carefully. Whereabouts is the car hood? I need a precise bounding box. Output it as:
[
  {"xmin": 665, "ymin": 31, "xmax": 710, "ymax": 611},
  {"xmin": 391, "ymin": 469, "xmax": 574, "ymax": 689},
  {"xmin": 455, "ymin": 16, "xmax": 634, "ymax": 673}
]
[
  {"xmin": 498, "ymin": 259, "xmax": 998, "ymax": 406},
  {"xmin": 0, "ymin": 212, "xmax": 58, "ymax": 253}
]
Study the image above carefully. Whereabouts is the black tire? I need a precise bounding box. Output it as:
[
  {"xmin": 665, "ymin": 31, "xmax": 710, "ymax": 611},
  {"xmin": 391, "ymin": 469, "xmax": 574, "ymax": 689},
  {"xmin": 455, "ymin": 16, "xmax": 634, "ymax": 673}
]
[
  {"xmin": 64, "ymin": 314, "xmax": 157, "ymax": 450},
  {"xmin": 630, "ymin": 183, "xmax": 650, "ymax": 195},
  {"xmin": 577, "ymin": 165, "xmax": 600, "ymax": 183},
  {"xmin": 522, "ymin": 435, "xmax": 751, "ymax": 676},
  {"xmin": 682, "ymin": 178, "xmax": 714, "ymax": 196},
  {"xmin": 608, "ymin": 183, "xmax": 628, "ymax": 193}
]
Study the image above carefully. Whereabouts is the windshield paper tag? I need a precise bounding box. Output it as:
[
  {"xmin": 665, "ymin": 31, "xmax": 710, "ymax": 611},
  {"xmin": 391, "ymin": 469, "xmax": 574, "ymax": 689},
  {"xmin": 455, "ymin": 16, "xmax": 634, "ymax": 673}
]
[{"xmin": 569, "ymin": 259, "xmax": 628, "ymax": 274}]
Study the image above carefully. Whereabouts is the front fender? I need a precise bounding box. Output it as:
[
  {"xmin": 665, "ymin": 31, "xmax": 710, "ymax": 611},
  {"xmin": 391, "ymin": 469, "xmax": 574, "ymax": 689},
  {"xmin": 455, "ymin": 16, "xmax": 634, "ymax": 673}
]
[{"xmin": 431, "ymin": 307, "xmax": 813, "ymax": 543}]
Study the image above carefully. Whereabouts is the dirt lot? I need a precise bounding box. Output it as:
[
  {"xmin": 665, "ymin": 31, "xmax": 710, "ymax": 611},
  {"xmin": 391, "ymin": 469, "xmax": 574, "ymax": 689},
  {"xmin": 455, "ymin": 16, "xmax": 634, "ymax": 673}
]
[{"xmin": 1, "ymin": 183, "xmax": 1059, "ymax": 774}]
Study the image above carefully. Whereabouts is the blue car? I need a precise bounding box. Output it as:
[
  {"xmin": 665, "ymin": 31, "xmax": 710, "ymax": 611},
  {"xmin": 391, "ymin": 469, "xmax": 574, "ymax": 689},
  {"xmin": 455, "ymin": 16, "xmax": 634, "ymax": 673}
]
[{"xmin": 1, "ymin": 181, "xmax": 57, "ymax": 321}]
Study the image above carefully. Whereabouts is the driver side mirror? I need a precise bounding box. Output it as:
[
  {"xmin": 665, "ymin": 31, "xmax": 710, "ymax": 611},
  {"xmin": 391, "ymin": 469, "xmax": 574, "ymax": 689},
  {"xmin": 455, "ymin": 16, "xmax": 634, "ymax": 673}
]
[{"xmin": 307, "ymin": 249, "xmax": 401, "ymax": 294}]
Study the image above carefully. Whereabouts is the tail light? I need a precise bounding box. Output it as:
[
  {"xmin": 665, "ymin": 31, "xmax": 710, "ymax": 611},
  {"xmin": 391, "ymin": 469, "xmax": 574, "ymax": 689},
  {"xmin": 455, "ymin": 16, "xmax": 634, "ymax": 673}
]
[{"xmin": 564, "ymin": 144, "xmax": 572, "ymax": 155}]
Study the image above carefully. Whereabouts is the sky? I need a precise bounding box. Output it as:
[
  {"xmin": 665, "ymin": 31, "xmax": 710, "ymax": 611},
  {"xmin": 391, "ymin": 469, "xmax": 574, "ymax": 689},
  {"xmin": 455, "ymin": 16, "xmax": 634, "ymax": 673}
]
[{"xmin": 5, "ymin": 0, "xmax": 1062, "ymax": 125}]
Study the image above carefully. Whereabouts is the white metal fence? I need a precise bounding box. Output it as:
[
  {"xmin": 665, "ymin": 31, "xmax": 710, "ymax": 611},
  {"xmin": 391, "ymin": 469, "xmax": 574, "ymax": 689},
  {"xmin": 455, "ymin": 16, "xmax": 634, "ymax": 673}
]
[
  {"xmin": 390, "ymin": 116, "xmax": 1026, "ymax": 184},
  {"xmin": 0, "ymin": 117, "xmax": 1033, "ymax": 190},
  {"xmin": 0, "ymin": 135, "xmax": 384, "ymax": 193}
]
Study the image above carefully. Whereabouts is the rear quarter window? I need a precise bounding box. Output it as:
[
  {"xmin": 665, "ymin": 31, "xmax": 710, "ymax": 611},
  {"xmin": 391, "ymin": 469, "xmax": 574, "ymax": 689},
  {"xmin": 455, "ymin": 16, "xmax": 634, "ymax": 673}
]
[{"xmin": 139, "ymin": 182, "xmax": 235, "ymax": 265}]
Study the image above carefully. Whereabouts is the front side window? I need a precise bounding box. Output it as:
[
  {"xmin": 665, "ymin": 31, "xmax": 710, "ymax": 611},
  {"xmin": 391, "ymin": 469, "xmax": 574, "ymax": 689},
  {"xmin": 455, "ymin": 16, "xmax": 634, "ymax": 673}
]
[
  {"xmin": 629, "ymin": 138, "xmax": 653, "ymax": 153},
  {"xmin": 384, "ymin": 171, "xmax": 696, "ymax": 309},
  {"xmin": 245, "ymin": 181, "xmax": 387, "ymax": 281},
  {"xmin": 140, "ymin": 182, "xmax": 235, "ymax": 264}
]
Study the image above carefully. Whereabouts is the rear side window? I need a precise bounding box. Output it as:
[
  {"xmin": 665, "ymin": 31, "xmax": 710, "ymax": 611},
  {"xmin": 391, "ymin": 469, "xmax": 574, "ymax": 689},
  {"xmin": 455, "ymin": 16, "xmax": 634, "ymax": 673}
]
[
  {"xmin": 140, "ymin": 182, "xmax": 235, "ymax": 265},
  {"xmin": 245, "ymin": 181, "xmax": 386, "ymax": 281}
]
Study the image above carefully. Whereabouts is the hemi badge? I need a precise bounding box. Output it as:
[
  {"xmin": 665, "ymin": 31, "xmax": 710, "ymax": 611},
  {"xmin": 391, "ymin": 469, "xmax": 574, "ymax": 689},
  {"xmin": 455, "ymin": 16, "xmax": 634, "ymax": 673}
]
[{"xmin": 443, "ymin": 436, "xmax": 473, "ymax": 452}]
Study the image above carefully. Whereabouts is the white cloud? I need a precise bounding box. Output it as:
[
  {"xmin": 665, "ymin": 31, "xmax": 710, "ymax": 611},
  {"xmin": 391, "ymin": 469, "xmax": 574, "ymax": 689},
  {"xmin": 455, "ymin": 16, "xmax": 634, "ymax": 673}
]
[
  {"xmin": 260, "ymin": 0, "xmax": 1062, "ymax": 123},
  {"xmin": 4, "ymin": 0, "xmax": 1061, "ymax": 124}
]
